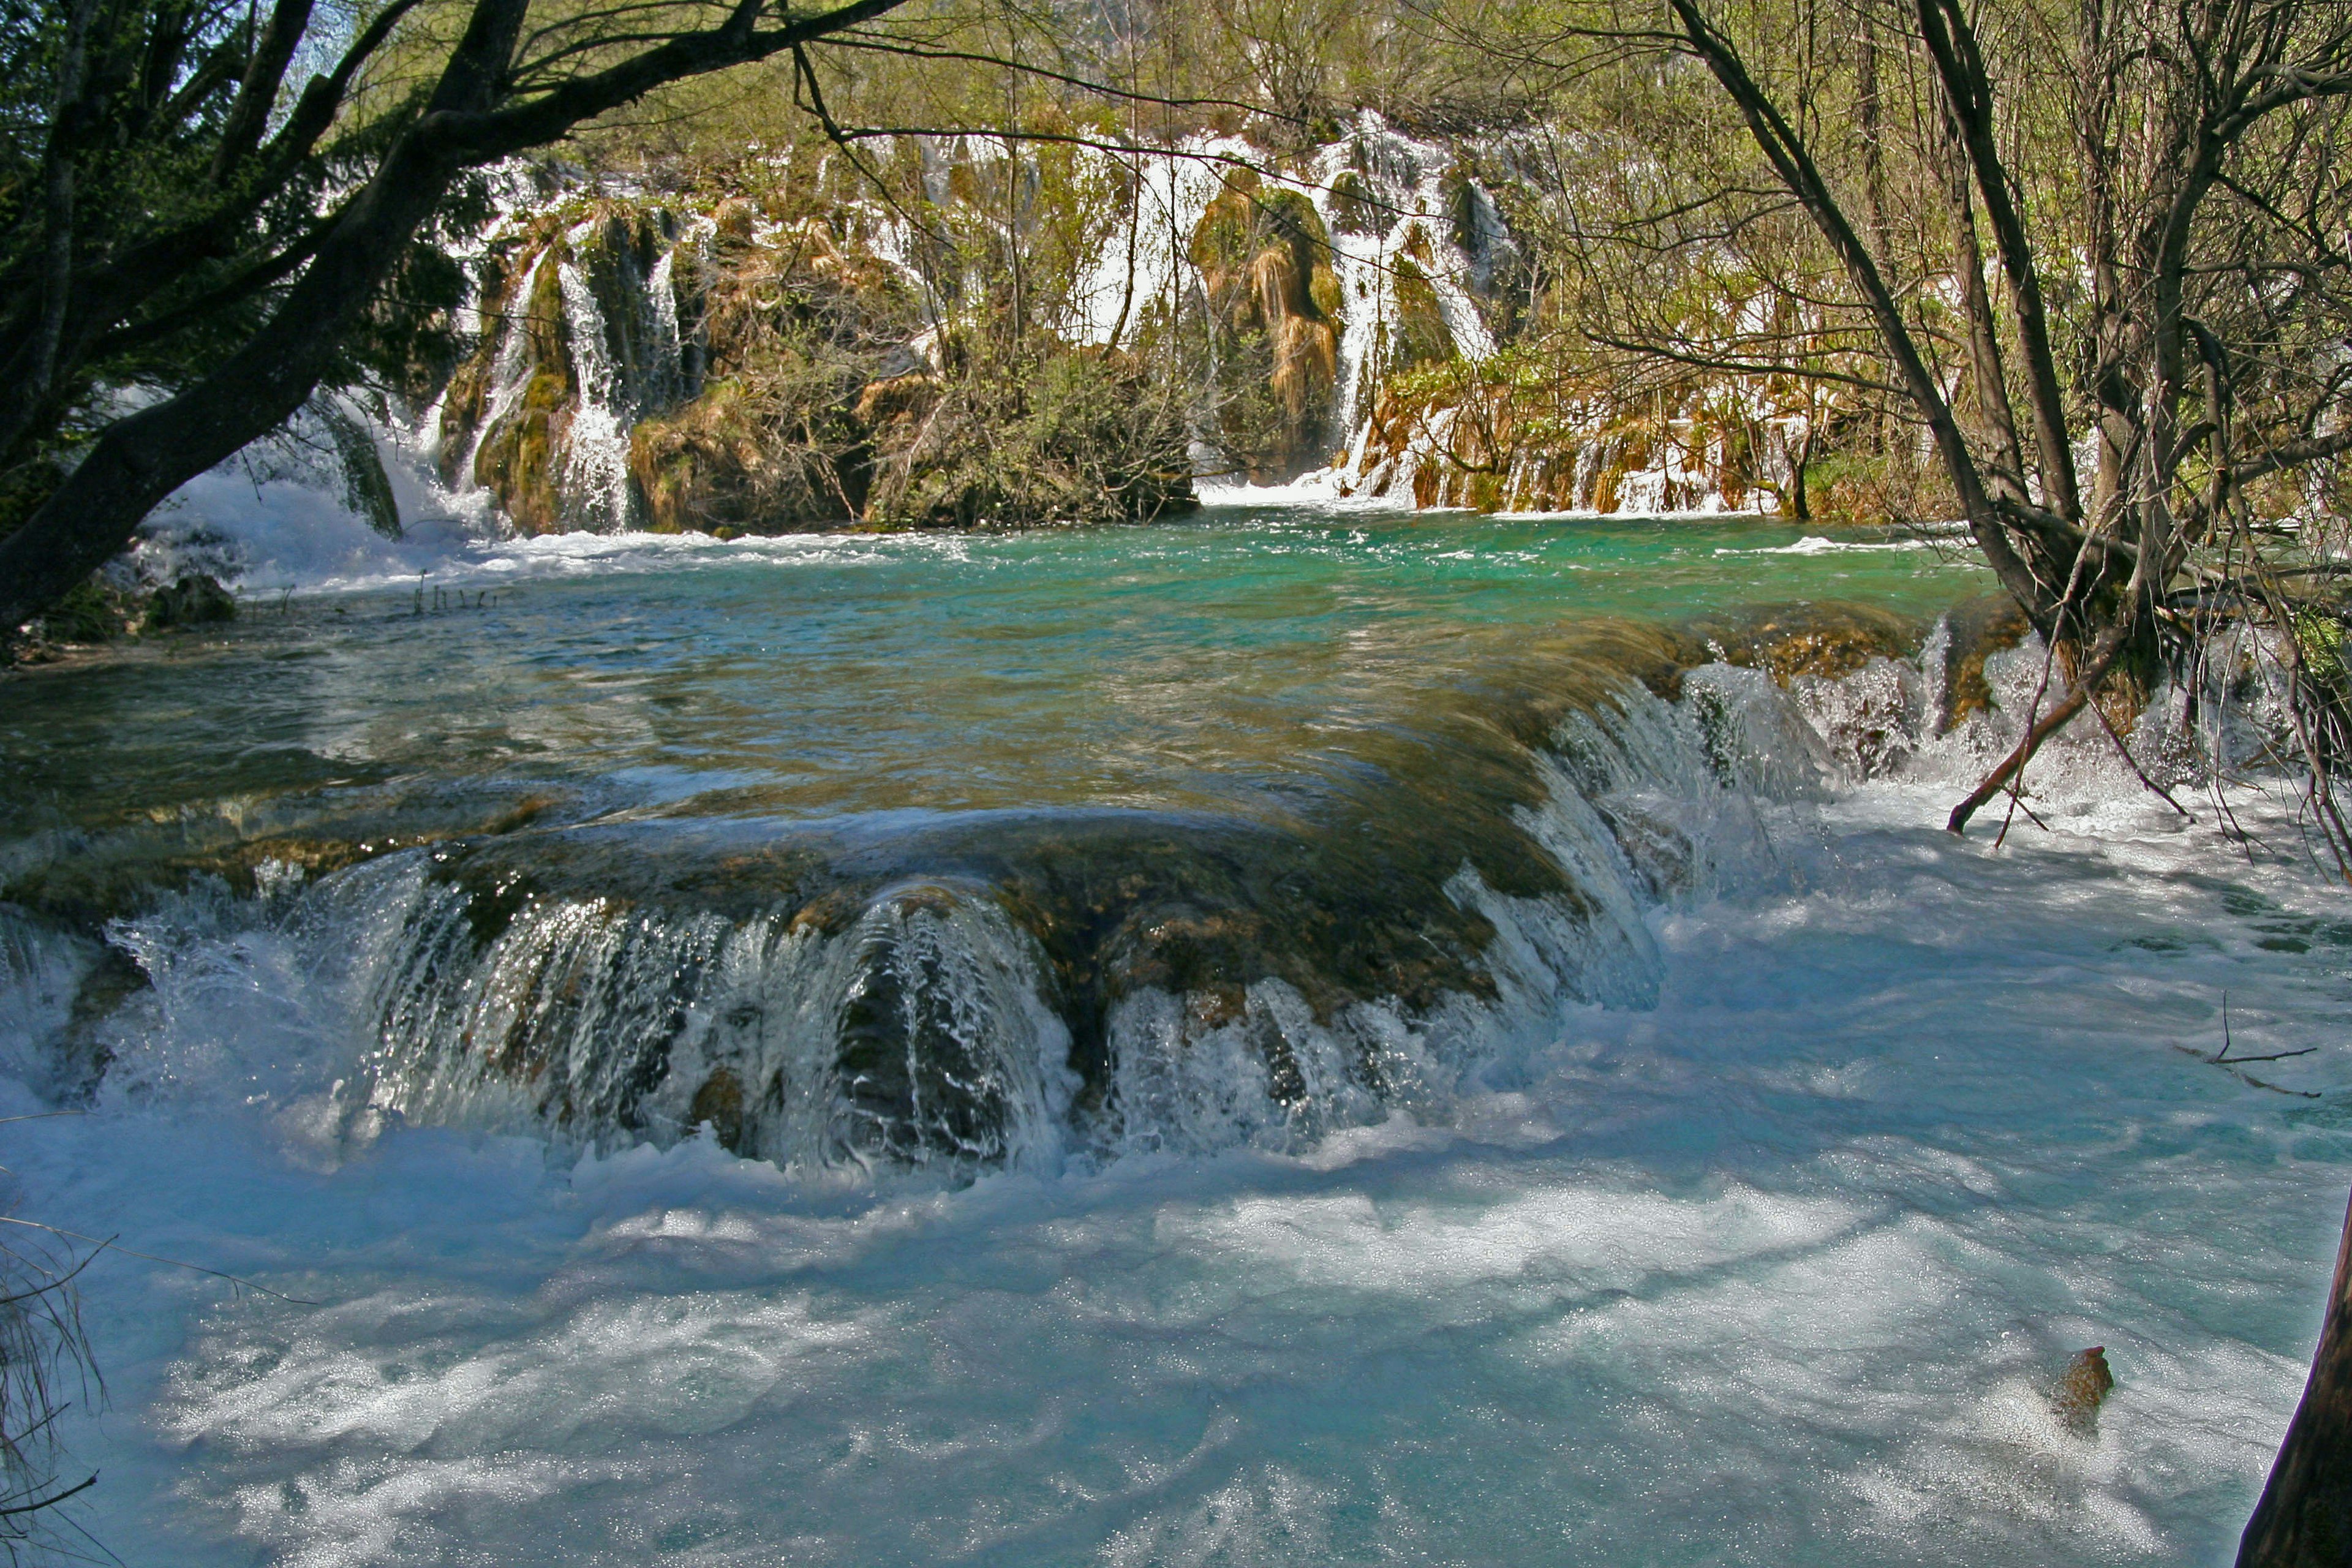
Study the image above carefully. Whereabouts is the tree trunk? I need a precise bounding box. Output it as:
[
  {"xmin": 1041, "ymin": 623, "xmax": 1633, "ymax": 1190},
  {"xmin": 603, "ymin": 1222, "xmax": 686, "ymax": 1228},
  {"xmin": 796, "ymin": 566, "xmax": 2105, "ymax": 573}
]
[
  {"xmin": 2241, "ymin": 1185, "xmax": 2352, "ymax": 1567},
  {"xmin": 0, "ymin": 129, "xmax": 462, "ymax": 631}
]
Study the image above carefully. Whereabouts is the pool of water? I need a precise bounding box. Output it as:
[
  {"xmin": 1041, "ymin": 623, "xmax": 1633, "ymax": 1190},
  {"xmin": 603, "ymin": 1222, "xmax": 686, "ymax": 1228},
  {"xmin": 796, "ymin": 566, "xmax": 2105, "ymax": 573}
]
[{"xmin": 1, "ymin": 505, "xmax": 1974, "ymax": 840}]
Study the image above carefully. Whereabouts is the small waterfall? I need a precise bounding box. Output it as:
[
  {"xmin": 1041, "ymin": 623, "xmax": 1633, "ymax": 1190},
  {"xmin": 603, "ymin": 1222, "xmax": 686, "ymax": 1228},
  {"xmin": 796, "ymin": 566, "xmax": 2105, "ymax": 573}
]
[
  {"xmin": 646, "ymin": 247, "xmax": 684, "ymax": 407},
  {"xmin": 1034, "ymin": 115, "xmax": 1507, "ymax": 477},
  {"xmin": 557, "ymin": 251, "xmax": 636, "ymax": 533},
  {"xmin": 326, "ymin": 864, "xmax": 1074, "ymax": 1175},
  {"xmin": 465, "ymin": 249, "xmax": 548, "ymax": 493},
  {"xmin": 21, "ymin": 627, "xmax": 2141, "ymax": 1179}
]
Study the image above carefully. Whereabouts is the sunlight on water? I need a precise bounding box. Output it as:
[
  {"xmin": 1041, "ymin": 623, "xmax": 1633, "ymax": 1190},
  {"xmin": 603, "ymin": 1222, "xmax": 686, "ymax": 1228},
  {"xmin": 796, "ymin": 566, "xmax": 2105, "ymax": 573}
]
[{"xmin": 0, "ymin": 505, "xmax": 2342, "ymax": 1566}]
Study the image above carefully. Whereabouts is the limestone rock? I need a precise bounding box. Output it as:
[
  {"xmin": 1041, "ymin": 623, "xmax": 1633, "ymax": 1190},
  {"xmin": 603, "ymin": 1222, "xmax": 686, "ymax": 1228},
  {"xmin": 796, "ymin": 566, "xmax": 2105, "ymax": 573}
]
[{"xmin": 149, "ymin": 573, "xmax": 236, "ymax": 627}]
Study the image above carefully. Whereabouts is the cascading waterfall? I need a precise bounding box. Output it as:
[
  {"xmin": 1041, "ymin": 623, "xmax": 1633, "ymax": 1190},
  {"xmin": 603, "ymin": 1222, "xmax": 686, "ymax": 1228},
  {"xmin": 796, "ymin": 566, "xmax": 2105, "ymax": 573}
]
[
  {"xmin": 556, "ymin": 248, "xmax": 637, "ymax": 533},
  {"xmin": 168, "ymin": 111, "xmax": 1762, "ymax": 549},
  {"xmin": 6, "ymin": 630, "xmax": 2057, "ymax": 1182},
  {"xmin": 645, "ymin": 247, "xmax": 684, "ymax": 404},
  {"xmin": 465, "ymin": 249, "xmax": 549, "ymax": 494},
  {"xmin": 346, "ymin": 869, "xmax": 1075, "ymax": 1174},
  {"xmin": 1057, "ymin": 115, "xmax": 1504, "ymax": 470}
]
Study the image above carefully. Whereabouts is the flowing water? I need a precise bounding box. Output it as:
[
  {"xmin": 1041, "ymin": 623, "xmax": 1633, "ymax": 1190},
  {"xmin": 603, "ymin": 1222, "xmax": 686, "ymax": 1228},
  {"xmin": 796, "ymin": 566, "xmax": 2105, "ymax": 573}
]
[{"xmin": 2, "ymin": 498, "xmax": 2348, "ymax": 1566}]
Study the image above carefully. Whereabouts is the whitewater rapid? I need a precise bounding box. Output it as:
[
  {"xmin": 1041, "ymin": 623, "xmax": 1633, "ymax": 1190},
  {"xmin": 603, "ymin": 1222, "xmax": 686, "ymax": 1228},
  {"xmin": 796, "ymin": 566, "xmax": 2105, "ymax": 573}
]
[
  {"xmin": 1, "ymin": 756, "xmax": 2345, "ymax": 1564},
  {"xmin": 10, "ymin": 489, "xmax": 2349, "ymax": 1563}
]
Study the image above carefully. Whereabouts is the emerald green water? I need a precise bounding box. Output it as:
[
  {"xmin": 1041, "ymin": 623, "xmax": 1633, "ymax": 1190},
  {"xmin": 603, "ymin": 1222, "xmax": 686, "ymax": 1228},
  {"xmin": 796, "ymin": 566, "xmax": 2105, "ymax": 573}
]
[{"xmin": 0, "ymin": 507, "xmax": 1980, "ymax": 861}]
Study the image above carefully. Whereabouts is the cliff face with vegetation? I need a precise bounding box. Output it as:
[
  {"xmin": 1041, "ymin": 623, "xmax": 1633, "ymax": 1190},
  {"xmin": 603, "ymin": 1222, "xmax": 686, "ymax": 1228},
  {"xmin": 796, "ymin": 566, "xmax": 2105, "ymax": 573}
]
[
  {"xmin": 402, "ymin": 115, "xmax": 1864, "ymax": 538},
  {"xmin": 1189, "ymin": 176, "xmax": 1343, "ymax": 482},
  {"xmin": 426, "ymin": 161, "xmax": 1199, "ymax": 537}
]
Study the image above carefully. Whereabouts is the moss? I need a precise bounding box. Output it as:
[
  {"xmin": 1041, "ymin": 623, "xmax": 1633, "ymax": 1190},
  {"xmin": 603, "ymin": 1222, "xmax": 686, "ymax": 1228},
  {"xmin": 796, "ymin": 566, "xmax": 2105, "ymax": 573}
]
[
  {"xmin": 1589, "ymin": 464, "xmax": 1624, "ymax": 515},
  {"xmin": 2301, "ymin": 609, "xmax": 2348, "ymax": 690},
  {"xmin": 1327, "ymin": 169, "xmax": 1378, "ymax": 236},
  {"xmin": 1445, "ymin": 169, "xmax": 1485, "ymax": 257},
  {"xmin": 34, "ymin": 575, "xmax": 140, "ymax": 644},
  {"xmin": 1189, "ymin": 190, "xmax": 1256, "ymax": 278},
  {"xmin": 148, "ymin": 573, "xmax": 236, "ymax": 628},
  {"xmin": 1308, "ymin": 262, "xmax": 1344, "ymax": 322},
  {"xmin": 1387, "ymin": 257, "xmax": 1456, "ymax": 375},
  {"xmin": 465, "ymin": 238, "xmax": 583, "ymax": 534},
  {"xmin": 1189, "ymin": 181, "xmax": 1342, "ymax": 482}
]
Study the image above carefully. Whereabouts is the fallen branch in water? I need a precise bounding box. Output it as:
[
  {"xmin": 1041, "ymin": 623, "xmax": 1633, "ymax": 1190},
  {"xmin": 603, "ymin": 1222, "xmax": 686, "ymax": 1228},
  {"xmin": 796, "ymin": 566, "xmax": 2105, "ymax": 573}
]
[
  {"xmin": 2090, "ymin": 698, "xmax": 2194, "ymax": 820},
  {"xmin": 2173, "ymin": 1042, "xmax": 2324, "ymax": 1096},
  {"xmin": 1950, "ymin": 624, "xmax": 2130, "ymax": 837},
  {"xmin": 2209, "ymin": 993, "xmax": 2319, "ymax": 1065}
]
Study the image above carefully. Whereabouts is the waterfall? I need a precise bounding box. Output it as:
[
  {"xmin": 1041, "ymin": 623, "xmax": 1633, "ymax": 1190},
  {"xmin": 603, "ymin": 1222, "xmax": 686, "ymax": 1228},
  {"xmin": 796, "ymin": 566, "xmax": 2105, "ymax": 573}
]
[
  {"xmin": 130, "ymin": 860, "xmax": 1085, "ymax": 1177},
  {"xmin": 30, "ymin": 633, "xmax": 2002, "ymax": 1178},
  {"xmin": 165, "ymin": 115, "xmax": 1826, "ymax": 575},
  {"xmin": 466, "ymin": 248, "xmax": 547, "ymax": 493},
  {"xmin": 1057, "ymin": 115, "xmax": 1504, "ymax": 470},
  {"xmin": 646, "ymin": 247, "xmax": 684, "ymax": 408},
  {"xmin": 557, "ymin": 248, "xmax": 636, "ymax": 533}
]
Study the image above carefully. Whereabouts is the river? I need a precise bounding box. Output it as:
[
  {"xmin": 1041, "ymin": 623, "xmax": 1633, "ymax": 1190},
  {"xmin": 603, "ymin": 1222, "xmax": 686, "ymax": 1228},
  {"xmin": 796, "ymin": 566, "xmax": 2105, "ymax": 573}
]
[{"xmin": 0, "ymin": 496, "xmax": 2343, "ymax": 1565}]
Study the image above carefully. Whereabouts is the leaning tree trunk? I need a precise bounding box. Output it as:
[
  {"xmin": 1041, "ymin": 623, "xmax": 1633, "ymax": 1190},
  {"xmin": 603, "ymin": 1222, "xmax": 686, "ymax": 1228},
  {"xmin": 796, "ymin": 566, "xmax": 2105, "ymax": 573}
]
[{"xmin": 2241, "ymin": 1185, "xmax": 2352, "ymax": 1566}]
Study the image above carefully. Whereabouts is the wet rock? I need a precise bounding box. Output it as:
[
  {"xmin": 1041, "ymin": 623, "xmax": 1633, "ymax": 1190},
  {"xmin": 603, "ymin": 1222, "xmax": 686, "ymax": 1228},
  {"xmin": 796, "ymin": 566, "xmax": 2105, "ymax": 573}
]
[
  {"xmin": 1938, "ymin": 592, "xmax": 2034, "ymax": 726},
  {"xmin": 148, "ymin": 573, "xmax": 236, "ymax": 627},
  {"xmin": 56, "ymin": 941, "xmax": 145, "ymax": 1098},
  {"xmin": 2052, "ymin": 1345, "xmax": 2115, "ymax": 1434},
  {"xmin": 690, "ymin": 1068, "xmax": 746, "ymax": 1153}
]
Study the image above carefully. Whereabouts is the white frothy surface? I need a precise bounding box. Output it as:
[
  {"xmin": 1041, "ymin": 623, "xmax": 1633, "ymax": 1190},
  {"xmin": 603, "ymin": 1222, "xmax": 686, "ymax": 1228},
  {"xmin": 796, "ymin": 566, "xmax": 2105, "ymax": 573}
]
[{"xmin": 7, "ymin": 771, "xmax": 2348, "ymax": 1566}]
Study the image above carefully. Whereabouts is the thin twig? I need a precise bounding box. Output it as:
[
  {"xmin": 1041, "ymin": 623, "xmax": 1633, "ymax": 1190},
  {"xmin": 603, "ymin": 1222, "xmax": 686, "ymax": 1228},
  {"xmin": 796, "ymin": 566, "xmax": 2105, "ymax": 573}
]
[
  {"xmin": 2090, "ymin": 696, "xmax": 2193, "ymax": 818},
  {"xmin": 0, "ymin": 1472, "xmax": 94, "ymax": 1518},
  {"xmin": 0, "ymin": 1221, "xmax": 317, "ymax": 1306}
]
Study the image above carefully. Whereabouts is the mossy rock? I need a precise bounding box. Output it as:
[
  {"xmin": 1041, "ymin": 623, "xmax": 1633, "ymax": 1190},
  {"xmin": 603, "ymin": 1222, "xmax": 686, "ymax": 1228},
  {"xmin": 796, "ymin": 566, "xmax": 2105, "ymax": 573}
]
[
  {"xmin": 1705, "ymin": 602, "xmax": 1924, "ymax": 684},
  {"xmin": 1387, "ymin": 257, "xmax": 1456, "ymax": 374},
  {"xmin": 1939, "ymin": 593, "xmax": 2035, "ymax": 725},
  {"xmin": 149, "ymin": 573, "xmax": 237, "ymax": 628},
  {"xmin": 1189, "ymin": 182, "xmax": 1342, "ymax": 483},
  {"xmin": 1327, "ymin": 169, "xmax": 1379, "ymax": 236}
]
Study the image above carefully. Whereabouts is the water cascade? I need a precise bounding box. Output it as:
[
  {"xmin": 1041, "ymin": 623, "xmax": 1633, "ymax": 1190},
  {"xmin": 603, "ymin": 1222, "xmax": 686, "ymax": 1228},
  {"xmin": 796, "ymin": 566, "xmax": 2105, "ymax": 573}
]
[
  {"xmin": 7, "ymin": 604, "xmax": 2104, "ymax": 1178},
  {"xmin": 6, "ymin": 502, "xmax": 2338, "ymax": 1567}
]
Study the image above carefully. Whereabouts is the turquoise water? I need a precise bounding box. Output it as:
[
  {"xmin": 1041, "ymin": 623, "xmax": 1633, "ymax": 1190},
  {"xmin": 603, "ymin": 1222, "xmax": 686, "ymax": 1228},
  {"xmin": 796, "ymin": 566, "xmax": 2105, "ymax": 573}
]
[
  {"xmin": 1, "ymin": 507, "xmax": 1977, "ymax": 843},
  {"xmin": 5, "ymin": 504, "xmax": 2348, "ymax": 1568}
]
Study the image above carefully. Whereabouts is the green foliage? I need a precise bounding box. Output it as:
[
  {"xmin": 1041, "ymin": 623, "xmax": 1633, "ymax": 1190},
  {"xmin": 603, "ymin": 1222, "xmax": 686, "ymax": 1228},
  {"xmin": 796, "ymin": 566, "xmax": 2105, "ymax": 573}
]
[
  {"xmin": 40, "ymin": 574, "xmax": 136, "ymax": 643},
  {"xmin": 865, "ymin": 338, "xmax": 1196, "ymax": 528},
  {"xmin": 0, "ymin": 0, "xmax": 478, "ymax": 540}
]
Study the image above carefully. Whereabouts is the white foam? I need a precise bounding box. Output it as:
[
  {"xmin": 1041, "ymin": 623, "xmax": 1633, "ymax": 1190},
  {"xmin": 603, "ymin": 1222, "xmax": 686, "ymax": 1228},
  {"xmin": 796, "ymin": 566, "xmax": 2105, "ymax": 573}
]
[
  {"xmin": 4, "ymin": 630, "xmax": 2345, "ymax": 1566},
  {"xmin": 1717, "ymin": 534, "xmax": 1934, "ymax": 556}
]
